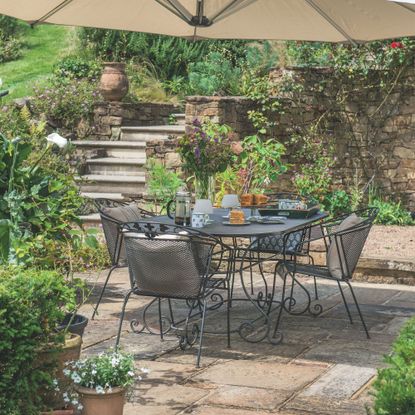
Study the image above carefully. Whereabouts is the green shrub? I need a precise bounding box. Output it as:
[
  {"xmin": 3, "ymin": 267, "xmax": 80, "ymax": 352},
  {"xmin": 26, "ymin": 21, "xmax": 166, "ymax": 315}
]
[
  {"xmin": 369, "ymin": 197, "xmax": 414, "ymax": 226},
  {"xmin": 372, "ymin": 317, "xmax": 415, "ymax": 415},
  {"xmin": 0, "ymin": 267, "xmax": 76, "ymax": 415},
  {"xmin": 31, "ymin": 76, "xmax": 101, "ymax": 137},
  {"xmin": 77, "ymin": 28, "xmax": 247, "ymax": 80},
  {"xmin": 188, "ymin": 51, "xmax": 242, "ymax": 96},
  {"xmin": 324, "ymin": 189, "xmax": 351, "ymax": 216},
  {"xmin": 0, "ymin": 35, "xmax": 22, "ymax": 63},
  {"xmin": 53, "ymin": 55, "xmax": 101, "ymax": 80},
  {"xmin": 146, "ymin": 158, "xmax": 184, "ymax": 212}
]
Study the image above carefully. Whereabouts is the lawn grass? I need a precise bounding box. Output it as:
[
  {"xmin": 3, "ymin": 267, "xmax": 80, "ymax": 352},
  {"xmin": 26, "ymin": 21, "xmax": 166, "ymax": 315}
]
[{"xmin": 0, "ymin": 24, "xmax": 73, "ymax": 100}]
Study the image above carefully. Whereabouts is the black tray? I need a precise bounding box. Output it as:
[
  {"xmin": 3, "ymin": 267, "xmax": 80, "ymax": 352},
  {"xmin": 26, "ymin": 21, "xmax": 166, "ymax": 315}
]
[{"xmin": 258, "ymin": 206, "xmax": 320, "ymax": 219}]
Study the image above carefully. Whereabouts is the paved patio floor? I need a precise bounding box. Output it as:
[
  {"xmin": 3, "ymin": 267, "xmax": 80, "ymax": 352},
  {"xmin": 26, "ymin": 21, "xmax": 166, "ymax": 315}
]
[{"xmin": 79, "ymin": 267, "xmax": 415, "ymax": 415}]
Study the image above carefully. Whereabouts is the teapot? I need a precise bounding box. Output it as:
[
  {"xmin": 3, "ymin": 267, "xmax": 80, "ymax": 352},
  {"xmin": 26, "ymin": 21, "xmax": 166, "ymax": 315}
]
[{"xmin": 166, "ymin": 190, "xmax": 191, "ymax": 226}]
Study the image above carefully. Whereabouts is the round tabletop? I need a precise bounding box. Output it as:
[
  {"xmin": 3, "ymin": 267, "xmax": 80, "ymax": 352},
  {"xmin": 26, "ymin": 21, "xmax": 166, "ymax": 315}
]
[{"xmin": 152, "ymin": 208, "xmax": 327, "ymax": 238}]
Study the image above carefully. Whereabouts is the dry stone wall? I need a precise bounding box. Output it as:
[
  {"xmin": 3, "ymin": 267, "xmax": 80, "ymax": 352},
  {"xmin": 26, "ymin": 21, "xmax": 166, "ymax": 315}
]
[{"xmin": 185, "ymin": 67, "xmax": 415, "ymax": 209}]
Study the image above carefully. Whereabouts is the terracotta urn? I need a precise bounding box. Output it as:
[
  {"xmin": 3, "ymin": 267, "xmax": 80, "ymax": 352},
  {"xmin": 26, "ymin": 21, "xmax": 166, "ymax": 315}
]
[
  {"xmin": 99, "ymin": 62, "xmax": 129, "ymax": 101},
  {"xmin": 76, "ymin": 386, "xmax": 126, "ymax": 415}
]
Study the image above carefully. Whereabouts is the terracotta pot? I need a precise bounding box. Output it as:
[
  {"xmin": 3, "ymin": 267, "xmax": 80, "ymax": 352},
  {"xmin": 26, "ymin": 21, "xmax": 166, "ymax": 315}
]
[
  {"xmin": 99, "ymin": 62, "xmax": 129, "ymax": 101},
  {"xmin": 39, "ymin": 334, "xmax": 82, "ymax": 410},
  {"xmin": 76, "ymin": 386, "xmax": 125, "ymax": 415}
]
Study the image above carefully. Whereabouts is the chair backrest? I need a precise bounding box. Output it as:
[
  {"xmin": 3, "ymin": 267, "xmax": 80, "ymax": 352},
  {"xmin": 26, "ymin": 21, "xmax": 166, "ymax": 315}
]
[
  {"xmin": 95, "ymin": 199, "xmax": 153, "ymax": 265},
  {"xmin": 326, "ymin": 207, "xmax": 378, "ymax": 279},
  {"xmin": 123, "ymin": 222, "xmax": 217, "ymax": 299}
]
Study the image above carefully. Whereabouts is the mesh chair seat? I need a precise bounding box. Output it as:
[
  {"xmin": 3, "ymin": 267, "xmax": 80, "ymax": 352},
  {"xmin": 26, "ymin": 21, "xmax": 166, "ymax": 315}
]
[{"xmin": 282, "ymin": 262, "xmax": 333, "ymax": 279}]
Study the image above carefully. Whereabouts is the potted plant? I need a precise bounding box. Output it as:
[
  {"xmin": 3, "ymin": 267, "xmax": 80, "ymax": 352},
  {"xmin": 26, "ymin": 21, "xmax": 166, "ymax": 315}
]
[{"xmin": 64, "ymin": 351, "xmax": 146, "ymax": 415}]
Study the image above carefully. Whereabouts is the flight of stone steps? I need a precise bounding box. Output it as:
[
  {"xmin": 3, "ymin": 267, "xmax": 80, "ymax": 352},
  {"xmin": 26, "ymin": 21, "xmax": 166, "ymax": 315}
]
[{"xmin": 74, "ymin": 113, "xmax": 185, "ymax": 224}]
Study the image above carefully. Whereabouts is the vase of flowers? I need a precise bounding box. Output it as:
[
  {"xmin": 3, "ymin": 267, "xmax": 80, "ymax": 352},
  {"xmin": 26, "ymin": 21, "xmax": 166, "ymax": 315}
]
[
  {"xmin": 64, "ymin": 351, "xmax": 147, "ymax": 415},
  {"xmin": 178, "ymin": 119, "xmax": 236, "ymax": 204}
]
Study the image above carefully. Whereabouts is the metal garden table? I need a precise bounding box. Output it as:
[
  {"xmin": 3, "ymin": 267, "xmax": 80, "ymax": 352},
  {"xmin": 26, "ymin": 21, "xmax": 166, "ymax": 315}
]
[{"xmin": 152, "ymin": 208, "xmax": 327, "ymax": 344}]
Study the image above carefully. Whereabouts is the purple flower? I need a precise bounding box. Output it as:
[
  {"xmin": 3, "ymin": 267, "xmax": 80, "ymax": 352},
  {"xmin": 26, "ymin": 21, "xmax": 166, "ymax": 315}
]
[
  {"xmin": 192, "ymin": 119, "xmax": 201, "ymax": 127},
  {"xmin": 195, "ymin": 147, "xmax": 200, "ymax": 159}
]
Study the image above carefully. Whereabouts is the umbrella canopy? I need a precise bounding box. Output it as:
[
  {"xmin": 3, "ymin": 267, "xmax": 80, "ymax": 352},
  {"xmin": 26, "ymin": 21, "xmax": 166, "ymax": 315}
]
[{"xmin": 0, "ymin": 0, "xmax": 415, "ymax": 42}]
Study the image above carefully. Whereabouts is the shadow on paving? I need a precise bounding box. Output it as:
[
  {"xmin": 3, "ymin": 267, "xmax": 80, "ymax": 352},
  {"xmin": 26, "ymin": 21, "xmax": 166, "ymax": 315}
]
[{"xmin": 79, "ymin": 268, "xmax": 415, "ymax": 415}]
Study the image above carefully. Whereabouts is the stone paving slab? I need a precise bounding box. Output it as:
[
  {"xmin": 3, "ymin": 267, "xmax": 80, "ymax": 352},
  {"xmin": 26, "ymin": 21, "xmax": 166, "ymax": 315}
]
[
  {"xmin": 78, "ymin": 268, "xmax": 415, "ymax": 415},
  {"xmin": 192, "ymin": 360, "xmax": 328, "ymax": 391},
  {"xmin": 299, "ymin": 363, "xmax": 376, "ymax": 399},
  {"xmin": 202, "ymin": 385, "xmax": 292, "ymax": 411}
]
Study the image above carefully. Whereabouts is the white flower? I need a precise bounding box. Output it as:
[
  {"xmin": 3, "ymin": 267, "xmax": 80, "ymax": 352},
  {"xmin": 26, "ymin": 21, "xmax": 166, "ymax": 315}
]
[
  {"xmin": 91, "ymin": 369, "xmax": 97, "ymax": 375},
  {"xmin": 77, "ymin": 404, "xmax": 83, "ymax": 411},
  {"xmin": 95, "ymin": 385, "xmax": 105, "ymax": 394},
  {"xmin": 63, "ymin": 369, "xmax": 71, "ymax": 376},
  {"xmin": 46, "ymin": 133, "xmax": 68, "ymax": 149},
  {"xmin": 72, "ymin": 374, "xmax": 82, "ymax": 384},
  {"xmin": 127, "ymin": 370, "xmax": 135, "ymax": 377},
  {"xmin": 138, "ymin": 376, "xmax": 142, "ymax": 381},
  {"xmin": 111, "ymin": 357, "xmax": 120, "ymax": 367},
  {"xmin": 140, "ymin": 368, "xmax": 150, "ymax": 374}
]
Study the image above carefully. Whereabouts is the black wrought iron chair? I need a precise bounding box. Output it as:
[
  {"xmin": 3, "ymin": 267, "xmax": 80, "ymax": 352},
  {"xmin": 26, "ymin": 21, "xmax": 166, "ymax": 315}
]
[
  {"xmin": 271, "ymin": 207, "xmax": 378, "ymax": 339},
  {"xmin": 115, "ymin": 221, "xmax": 233, "ymax": 367},
  {"xmin": 92, "ymin": 198, "xmax": 154, "ymax": 318}
]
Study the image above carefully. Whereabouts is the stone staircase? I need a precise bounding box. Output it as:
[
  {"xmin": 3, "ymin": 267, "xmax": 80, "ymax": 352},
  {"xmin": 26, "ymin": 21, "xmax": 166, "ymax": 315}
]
[{"xmin": 74, "ymin": 113, "xmax": 185, "ymax": 223}]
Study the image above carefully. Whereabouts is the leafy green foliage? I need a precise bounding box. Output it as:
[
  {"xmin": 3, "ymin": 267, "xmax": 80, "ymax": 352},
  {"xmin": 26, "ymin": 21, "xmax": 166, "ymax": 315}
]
[
  {"xmin": 78, "ymin": 28, "xmax": 246, "ymax": 81},
  {"xmin": 0, "ymin": 268, "xmax": 76, "ymax": 415},
  {"xmin": 31, "ymin": 76, "xmax": 101, "ymax": 138},
  {"xmin": 53, "ymin": 55, "xmax": 101, "ymax": 80},
  {"xmin": 188, "ymin": 51, "xmax": 242, "ymax": 96},
  {"xmin": 324, "ymin": 189, "xmax": 351, "ymax": 216},
  {"xmin": 0, "ymin": 16, "xmax": 24, "ymax": 63},
  {"xmin": 372, "ymin": 317, "xmax": 415, "ymax": 415},
  {"xmin": 369, "ymin": 197, "xmax": 414, "ymax": 226},
  {"xmin": 0, "ymin": 107, "xmax": 108, "ymax": 271},
  {"xmin": 146, "ymin": 158, "xmax": 184, "ymax": 212}
]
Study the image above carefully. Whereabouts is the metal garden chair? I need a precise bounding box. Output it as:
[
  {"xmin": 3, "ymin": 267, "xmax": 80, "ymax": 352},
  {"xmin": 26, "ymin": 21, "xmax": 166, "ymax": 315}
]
[
  {"xmin": 271, "ymin": 207, "xmax": 378, "ymax": 339},
  {"xmin": 115, "ymin": 221, "xmax": 233, "ymax": 367},
  {"xmin": 92, "ymin": 198, "xmax": 154, "ymax": 318}
]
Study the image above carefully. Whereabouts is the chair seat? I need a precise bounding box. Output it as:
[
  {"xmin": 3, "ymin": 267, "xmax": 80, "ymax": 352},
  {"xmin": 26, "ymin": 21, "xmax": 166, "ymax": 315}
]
[{"xmin": 283, "ymin": 262, "xmax": 334, "ymax": 279}]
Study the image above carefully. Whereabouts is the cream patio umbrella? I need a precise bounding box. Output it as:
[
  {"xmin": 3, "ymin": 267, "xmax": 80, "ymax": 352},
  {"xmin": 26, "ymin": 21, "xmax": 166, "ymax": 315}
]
[{"xmin": 0, "ymin": 0, "xmax": 415, "ymax": 43}]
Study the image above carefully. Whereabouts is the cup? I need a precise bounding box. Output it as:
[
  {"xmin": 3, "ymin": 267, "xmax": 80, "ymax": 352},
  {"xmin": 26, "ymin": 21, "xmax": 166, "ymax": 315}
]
[
  {"xmin": 191, "ymin": 212, "xmax": 205, "ymax": 228},
  {"xmin": 240, "ymin": 194, "xmax": 254, "ymax": 206},
  {"xmin": 254, "ymin": 194, "xmax": 269, "ymax": 206}
]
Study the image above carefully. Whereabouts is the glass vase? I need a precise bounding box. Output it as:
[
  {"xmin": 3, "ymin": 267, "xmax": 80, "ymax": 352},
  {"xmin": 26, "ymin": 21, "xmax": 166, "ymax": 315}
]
[{"xmin": 194, "ymin": 175, "xmax": 216, "ymax": 205}]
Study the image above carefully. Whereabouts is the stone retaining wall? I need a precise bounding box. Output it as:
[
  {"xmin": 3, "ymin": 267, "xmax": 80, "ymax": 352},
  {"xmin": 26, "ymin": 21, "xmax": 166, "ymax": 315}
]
[
  {"xmin": 185, "ymin": 67, "xmax": 415, "ymax": 209},
  {"xmin": 91, "ymin": 101, "xmax": 179, "ymax": 140}
]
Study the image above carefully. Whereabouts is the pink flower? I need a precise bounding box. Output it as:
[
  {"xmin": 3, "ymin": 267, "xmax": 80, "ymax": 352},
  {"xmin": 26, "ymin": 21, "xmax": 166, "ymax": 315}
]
[
  {"xmin": 390, "ymin": 41, "xmax": 403, "ymax": 49},
  {"xmin": 231, "ymin": 142, "xmax": 244, "ymax": 155}
]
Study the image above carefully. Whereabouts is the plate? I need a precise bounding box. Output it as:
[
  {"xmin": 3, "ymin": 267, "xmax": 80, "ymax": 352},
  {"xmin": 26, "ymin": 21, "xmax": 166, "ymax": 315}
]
[{"xmin": 222, "ymin": 221, "xmax": 251, "ymax": 226}]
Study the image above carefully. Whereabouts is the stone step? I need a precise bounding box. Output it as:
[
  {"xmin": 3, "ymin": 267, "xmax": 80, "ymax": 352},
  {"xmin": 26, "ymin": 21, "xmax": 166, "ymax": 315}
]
[
  {"xmin": 172, "ymin": 113, "xmax": 185, "ymax": 125},
  {"xmin": 78, "ymin": 174, "xmax": 146, "ymax": 194},
  {"xmin": 73, "ymin": 140, "xmax": 146, "ymax": 158},
  {"xmin": 81, "ymin": 192, "xmax": 125, "ymax": 201},
  {"xmin": 80, "ymin": 213, "xmax": 101, "ymax": 226},
  {"xmin": 121, "ymin": 125, "xmax": 185, "ymax": 141},
  {"xmin": 86, "ymin": 157, "xmax": 146, "ymax": 176}
]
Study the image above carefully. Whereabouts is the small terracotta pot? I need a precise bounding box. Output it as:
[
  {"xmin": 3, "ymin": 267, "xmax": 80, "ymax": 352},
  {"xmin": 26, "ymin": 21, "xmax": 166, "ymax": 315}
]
[
  {"xmin": 99, "ymin": 62, "xmax": 129, "ymax": 102},
  {"xmin": 76, "ymin": 386, "xmax": 125, "ymax": 415}
]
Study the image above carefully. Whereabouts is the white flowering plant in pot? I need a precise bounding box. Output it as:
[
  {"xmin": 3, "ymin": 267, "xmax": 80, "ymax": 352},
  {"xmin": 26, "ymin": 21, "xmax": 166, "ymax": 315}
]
[{"xmin": 63, "ymin": 350, "xmax": 149, "ymax": 415}]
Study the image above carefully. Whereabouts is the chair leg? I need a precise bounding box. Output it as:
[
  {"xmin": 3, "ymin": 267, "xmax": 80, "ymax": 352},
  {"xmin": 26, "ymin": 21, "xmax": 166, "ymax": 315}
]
[
  {"xmin": 227, "ymin": 284, "xmax": 231, "ymax": 348},
  {"xmin": 158, "ymin": 297, "xmax": 164, "ymax": 341},
  {"xmin": 346, "ymin": 281, "xmax": 370, "ymax": 339},
  {"xmin": 115, "ymin": 289, "xmax": 133, "ymax": 349},
  {"xmin": 288, "ymin": 277, "xmax": 295, "ymax": 311},
  {"xmin": 272, "ymin": 268, "xmax": 288, "ymax": 339},
  {"xmin": 313, "ymin": 276, "xmax": 319, "ymax": 301},
  {"xmin": 196, "ymin": 299, "xmax": 208, "ymax": 368},
  {"xmin": 337, "ymin": 280, "xmax": 353, "ymax": 324},
  {"xmin": 92, "ymin": 264, "xmax": 118, "ymax": 320}
]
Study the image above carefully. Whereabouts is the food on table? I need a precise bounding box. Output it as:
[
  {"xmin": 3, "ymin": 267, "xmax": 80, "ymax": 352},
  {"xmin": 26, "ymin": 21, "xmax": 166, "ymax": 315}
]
[
  {"xmin": 240, "ymin": 194, "xmax": 254, "ymax": 206},
  {"xmin": 230, "ymin": 209, "xmax": 245, "ymax": 224}
]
